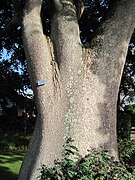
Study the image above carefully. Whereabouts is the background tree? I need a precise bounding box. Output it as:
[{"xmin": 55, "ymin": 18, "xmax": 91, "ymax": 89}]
[{"xmin": 0, "ymin": 0, "xmax": 135, "ymax": 179}]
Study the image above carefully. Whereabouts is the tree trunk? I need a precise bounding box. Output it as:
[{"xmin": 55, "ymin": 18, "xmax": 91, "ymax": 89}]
[{"xmin": 18, "ymin": 0, "xmax": 135, "ymax": 179}]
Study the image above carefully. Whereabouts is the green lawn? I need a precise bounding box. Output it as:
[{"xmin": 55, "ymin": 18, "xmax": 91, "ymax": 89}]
[{"xmin": 0, "ymin": 151, "xmax": 25, "ymax": 180}]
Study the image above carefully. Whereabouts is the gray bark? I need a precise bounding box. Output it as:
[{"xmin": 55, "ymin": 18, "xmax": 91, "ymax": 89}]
[{"xmin": 18, "ymin": 0, "xmax": 135, "ymax": 179}]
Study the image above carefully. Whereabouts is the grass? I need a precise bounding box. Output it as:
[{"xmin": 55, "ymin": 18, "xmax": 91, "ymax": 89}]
[
  {"xmin": 0, "ymin": 129, "xmax": 31, "ymax": 179},
  {"xmin": 0, "ymin": 116, "xmax": 34, "ymax": 179},
  {"xmin": 0, "ymin": 151, "xmax": 25, "ymax": 180}
]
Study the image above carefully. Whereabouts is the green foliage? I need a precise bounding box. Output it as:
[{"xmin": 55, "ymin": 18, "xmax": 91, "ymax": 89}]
[
  {"xmin": 0, "ymin": 133, "xmax": 31, "ymax": 151},
  {"xmin": 125, "ymin": 105, "xmax": 135, "ymax": 126},
  {"xmin": 117, "ymin": 111, "xmax": 131, "ymax": 140},
  {"xmin": 118, "ymin": 139, "xmax": 135, "ymax": 164},
  {"xmin": 40, "ymin": 139, "xmax": 135, "ymax": 180},
  {"xmin": 127, "ymin": 104, "xmax": 135, "ymax": 114}
]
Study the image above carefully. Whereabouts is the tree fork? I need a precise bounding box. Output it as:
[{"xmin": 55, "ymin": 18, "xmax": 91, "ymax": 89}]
[{"xmin": 15, "ymin": 0, "xmax": 135, "ymax": 179}]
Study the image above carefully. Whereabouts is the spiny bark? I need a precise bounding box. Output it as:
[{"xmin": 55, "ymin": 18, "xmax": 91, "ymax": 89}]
[{"xmin": 16, "ymin": 0, "xmax": 135, "ymax": 179}]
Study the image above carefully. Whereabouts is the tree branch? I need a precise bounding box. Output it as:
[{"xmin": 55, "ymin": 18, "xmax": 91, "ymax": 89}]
[
  {"xmin": 82, "ymin": 0, "xmax": 135, "ymax": 103},
  {"xmin": 51, "ymin": 0, "xmax": 82, "ymax": 68},
  {"xmin": 23, "ymin": 0, "xmax": 55, "ymax": 91},
  {"xmin": 91, "ymin": 0, "xmax": 135, "ymax": 49}
]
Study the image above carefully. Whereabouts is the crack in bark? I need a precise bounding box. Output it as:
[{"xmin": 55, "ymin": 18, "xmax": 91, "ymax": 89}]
[{"xmin": 46, "ymin": 36, "xmax": 61, "ymax": 94}]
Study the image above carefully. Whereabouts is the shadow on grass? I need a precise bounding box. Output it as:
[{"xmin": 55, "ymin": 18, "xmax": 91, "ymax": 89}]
[
  {"xmin": 0, "ymin": 151, "xmax": 24, "ymax": 163},
  {"xmin": 0, "ymin": 151, "xmax": 25, "ymax": 180},
  {"xmin": 0, "ymin": 166, "xmax": 18, "ymax": 180}
]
